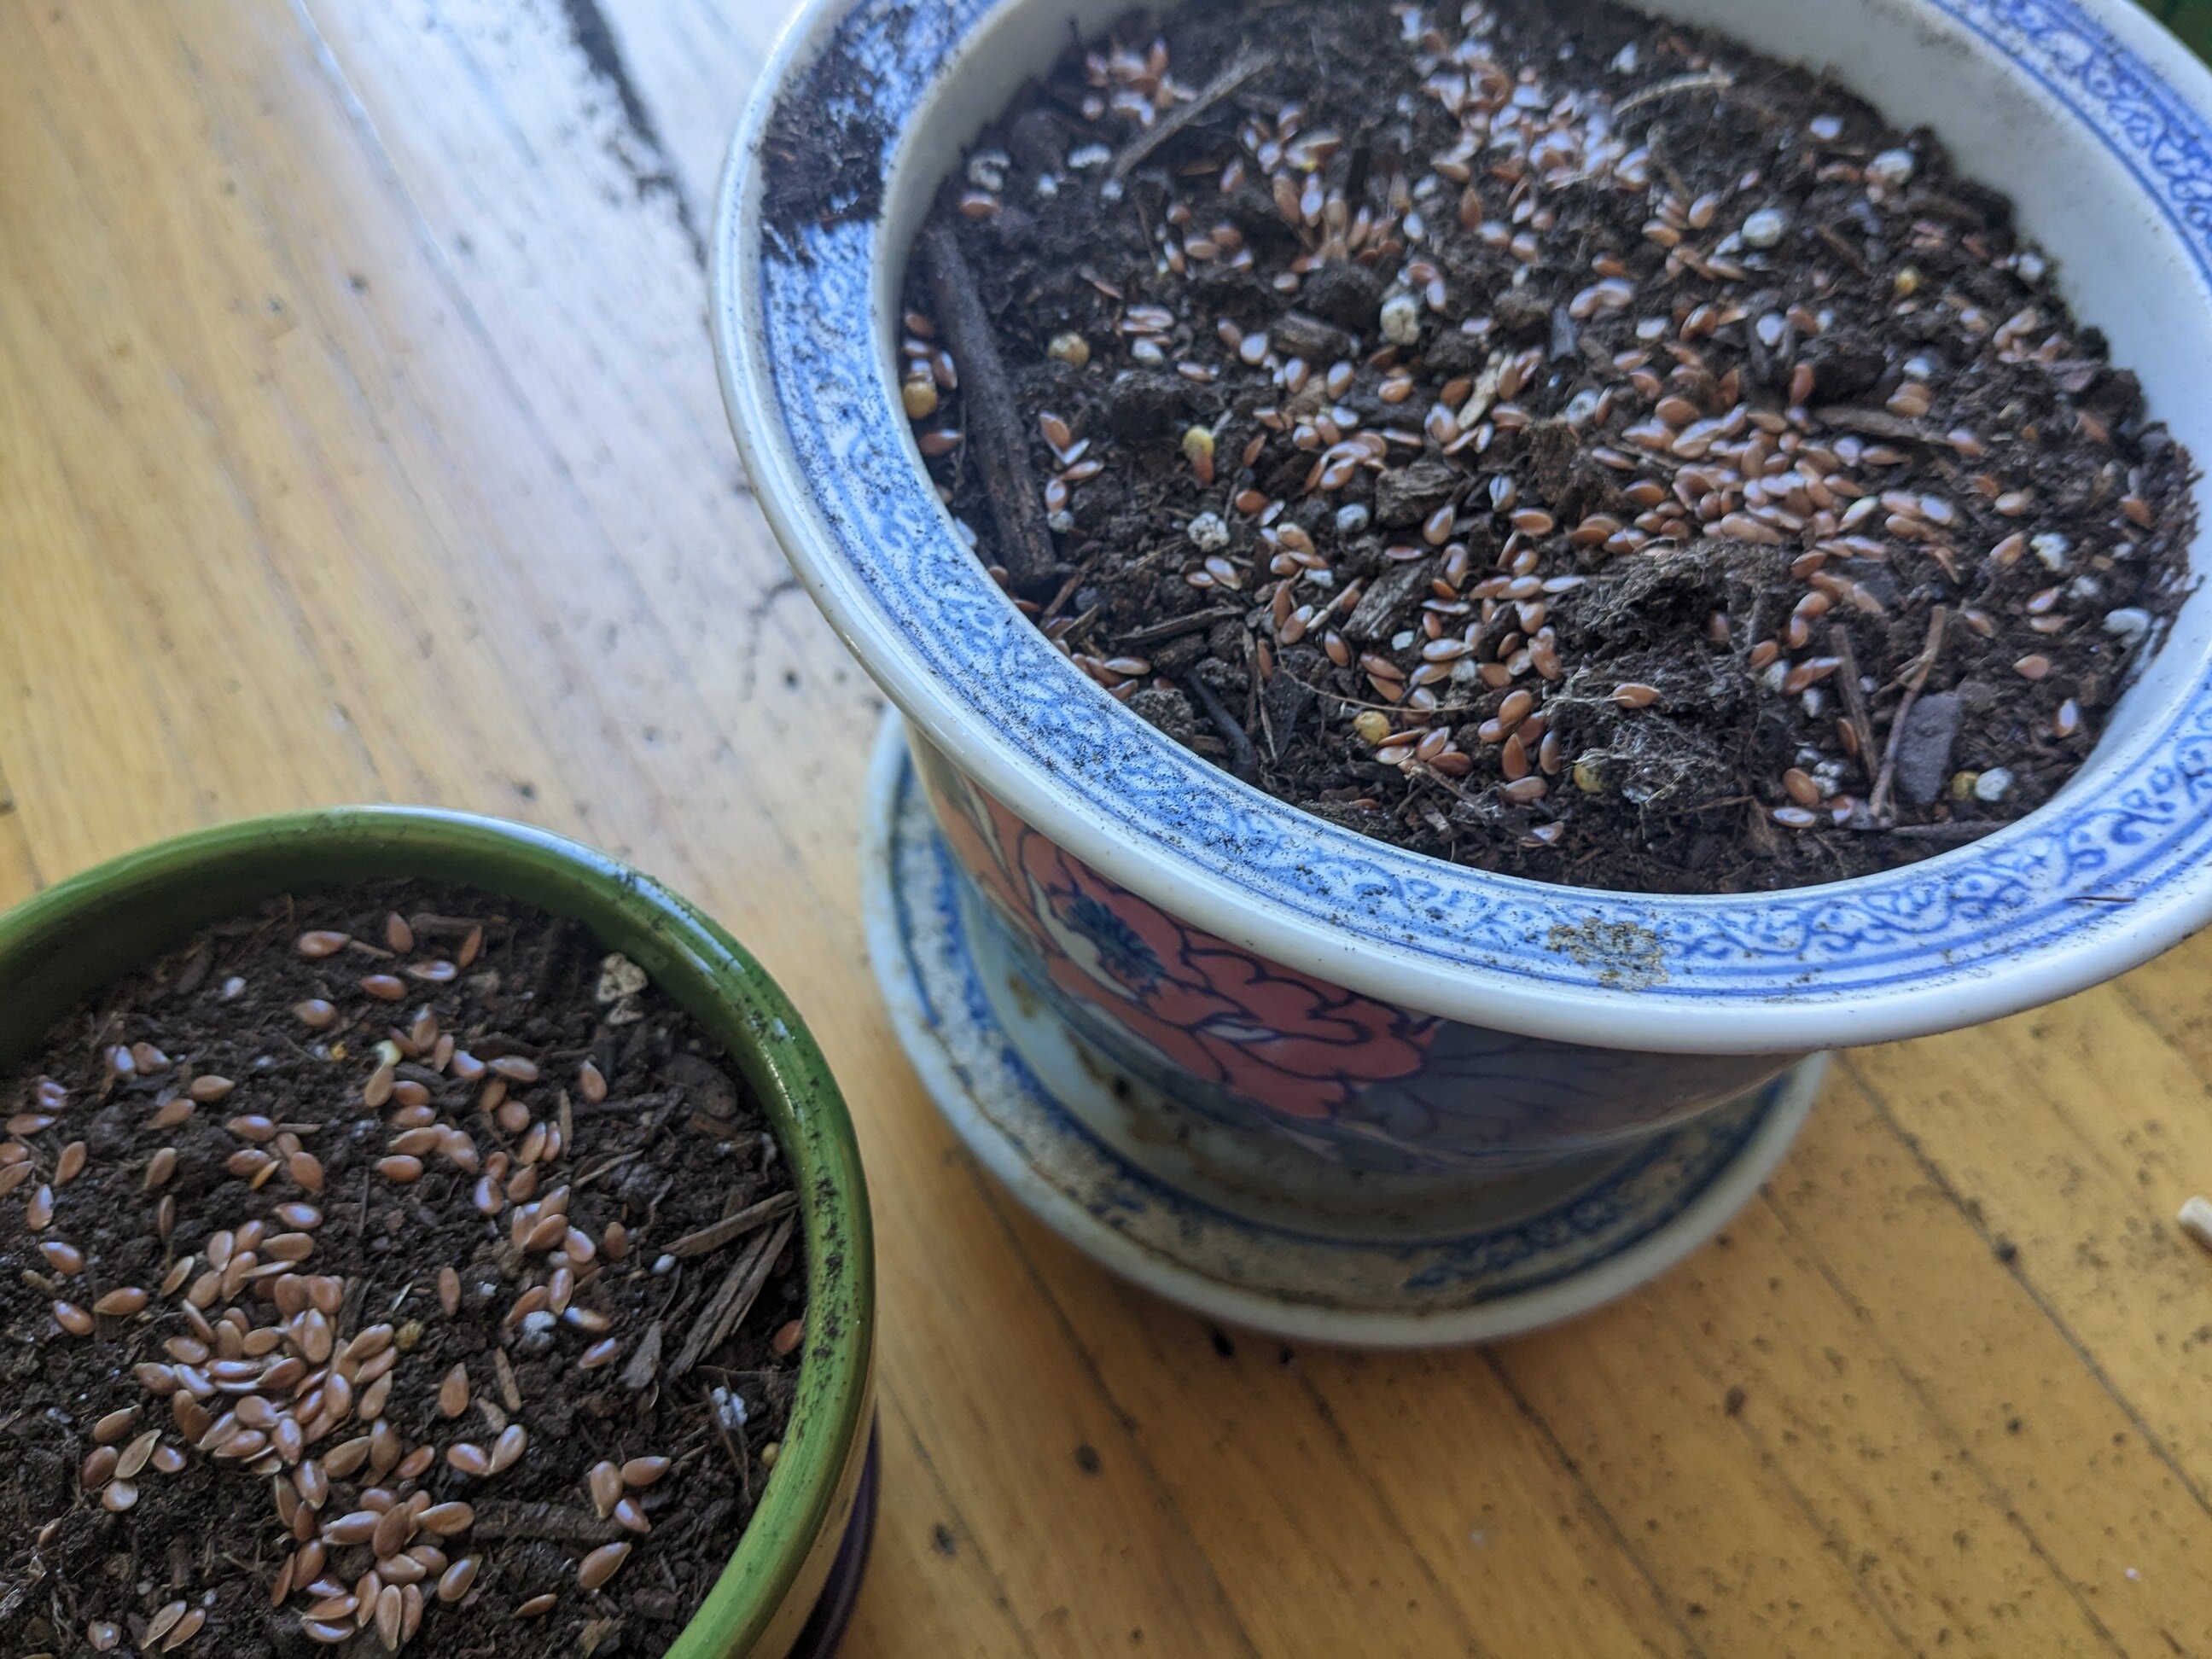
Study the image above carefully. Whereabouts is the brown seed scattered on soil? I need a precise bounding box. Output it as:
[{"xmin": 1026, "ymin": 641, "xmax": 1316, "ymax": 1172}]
[
  {"xmin": 578, "ymin": 1541, "xmax": 632, "ymax": 1592},
  {"xmin": 0, "ymin": 883, "xmax": 807, "ymax": 1659},
  {"xmin": 905, "ymin": 0, "xmax": 2193, "ymax": 894}
]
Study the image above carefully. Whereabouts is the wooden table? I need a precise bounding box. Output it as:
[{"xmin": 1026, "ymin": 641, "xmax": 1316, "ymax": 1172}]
[{"xmin": 5, "ymin": 4, "xmax": 2211, "ymax": 1653}]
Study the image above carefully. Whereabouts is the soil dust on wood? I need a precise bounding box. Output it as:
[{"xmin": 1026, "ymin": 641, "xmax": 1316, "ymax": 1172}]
[
  {"xmin": 897, "ymin": 0, "xmax": 2194, "ymax": 894},
  {"xmin": 0, "ymin": 882, "xmax": 806, "ymax": 1657}
]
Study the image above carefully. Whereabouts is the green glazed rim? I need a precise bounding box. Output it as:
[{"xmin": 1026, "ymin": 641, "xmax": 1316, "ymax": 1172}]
[{"xmin": 0, "ymin": 806, "xmax": 875, "ymax": 1659}]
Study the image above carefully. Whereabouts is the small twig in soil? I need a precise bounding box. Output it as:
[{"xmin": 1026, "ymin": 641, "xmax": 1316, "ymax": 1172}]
[
  {"xmin": 1276, "ymin": 668, "xmax": 1481, "ymax": 719},
  {"xmin": 1183, "ymin": 672, "xmax": 1260, "ymax": 779},
  {"xmin": 1115, "ymin": 604, "xmax": 1243, "ymax": 648},
  {"xmin": 1814, "ymin": 405, "xmax": 1940, "ymax": 445},
  {"xmin": 1613, "ymin": 69, "xmax": 1735, "ymax": 121},
  {"xmin": 1866, "ymin": 819, "xmax": 2011, "ymax": 843},
  {"xmin": 1827, "ymin": 624, "xmax": 1878, "ymax": 787},
  {"xmin": 666, "ymin": 1191, "xmax": 797, "ymax": 1260},
  {"xmin": 492, "ymin": 1348, "xmax": 524, "ymax": 1413},
  {"xmin": 1813, "ymin": 223, "xmax": 1869, "ymax": 275},
  {"xmin": 707, "ymin": 1406, "xmax": 753, "ymax": 1509},
  {"xmin": 1869, "ymin": 605, "xmax": 1948, "ymax": 819},
  {"xmin": 670, "ymin": 1214, "xmax": 795, "ymax": 1380},
  {"xmin": 1111, "ymin": 49, "xmax": 1275, "ymax": 181},
  {"xmin": 919, "ymin": 224, "xmax": 1057, "ymax": 591},
  {"xmin": 1043, "ymin": 554, "xmax": 1099, "ymax": 621},
  {"xmin": 469, "ymin": 1502, "xmax": 626, "ymax": 1545}
]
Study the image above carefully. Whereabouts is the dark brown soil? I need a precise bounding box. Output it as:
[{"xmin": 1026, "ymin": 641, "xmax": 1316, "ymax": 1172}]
[
  {"xmin": 899, "ymin": 0, "xmax": 2195, "ymax": 894},
  {"xmin": 0, "ymin": 883, "xmax": 804, "ymax": 1658}
]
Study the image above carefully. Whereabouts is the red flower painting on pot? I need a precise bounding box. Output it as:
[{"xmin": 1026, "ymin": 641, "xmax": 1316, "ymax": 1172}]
[{"xmin": 928, "ymin": 771, "xmax": 1433, "ymax": 1121}]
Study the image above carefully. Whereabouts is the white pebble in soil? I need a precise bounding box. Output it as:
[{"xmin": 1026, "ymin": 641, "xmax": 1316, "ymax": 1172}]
[
  {"xmin": 1740, "ymin": 207, "xmax": 1787, "ymax": 248},
  {"xmin": 1380, "ymin": 292, "xmax": 1423, "ymax": 346},
  {"xmin": 1336, "ymin": 504, "xmax": 1371, "ymax": 535},
  {"xmin": 2104, "ymin": 607, "xmax": 2151, "ymax": 643},
  {"xmin": 712, "ymin": 1386, "xmax": 750, "ymax": 1431},
  {"xmin": 965, "ymin": 149, "xmax": 1009, "ymax": 192},
  {"xmin": 1866, "ymin": 148, "xmax": 1917, "ymax": 187},
  {"xmin": 1974, "ymin": 767, "xmax": 2015, "ymax": 803},
  {"xmin": 1186, "ymin": 512, "xmax": 1231, "ymax": 553},
  {"xmin": 2030, "ymin": 533, "xmax": 2072, "ymax": 572}
]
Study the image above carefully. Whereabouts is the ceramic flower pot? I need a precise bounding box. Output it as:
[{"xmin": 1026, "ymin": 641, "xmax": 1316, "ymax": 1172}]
[
  {"xmin": 713, "ymin": 0, "xmax": 2212, "ymax": 1313},
  {"xmin": 0, "ymin": 807, "xmax": 876, "ymax": 1658}
]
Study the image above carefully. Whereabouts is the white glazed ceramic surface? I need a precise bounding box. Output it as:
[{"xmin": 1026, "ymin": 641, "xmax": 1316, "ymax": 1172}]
[
  {"xmin": 716, "ymin": 0, "xmax": 2212, "ymax": 1062},
  {"xmin": 861, "ymin": 710, "xmax": 1827, "ymax": 1342}
]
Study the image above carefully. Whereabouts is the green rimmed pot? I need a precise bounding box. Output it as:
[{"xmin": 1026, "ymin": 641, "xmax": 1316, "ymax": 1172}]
[{"xmin": 0, "ymin": 806, "xmax": 876, "ymax": 1659}]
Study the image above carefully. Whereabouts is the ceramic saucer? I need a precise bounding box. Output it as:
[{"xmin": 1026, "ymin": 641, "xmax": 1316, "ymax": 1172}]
[{"xmin": 862, "ymin": 713, "xmax": 1821, "ymax": 1347}]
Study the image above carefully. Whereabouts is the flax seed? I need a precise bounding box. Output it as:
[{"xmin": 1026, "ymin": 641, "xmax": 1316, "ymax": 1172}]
[
  {"xmin": 438, "ymin": 1557, "xmax": 480, "ymax": 1604},
  {"xmin": 577, "ymin": 1541, "xmax": 632, "ymax": 1592},
  {"xmin": 588, "ymin": 1460, "xmax": 623, "ymax": 1517}
]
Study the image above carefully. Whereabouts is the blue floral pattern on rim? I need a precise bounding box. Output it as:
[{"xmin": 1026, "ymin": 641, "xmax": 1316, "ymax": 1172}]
[{"xmin": 731, "ymin": 0, "xmax": 2212, "ymax": 1015}]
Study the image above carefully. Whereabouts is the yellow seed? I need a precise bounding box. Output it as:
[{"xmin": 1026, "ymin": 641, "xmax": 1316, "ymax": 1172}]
[
  {"xmin": 1047, "ymin": 331, "xmax": 1090, "ymax": 368},
  {"xmin": 901, "ymin": 377, "xmax": 939, "ymax": 420},
  {"xmin": 1181, "ymin": 424, "xmax": 1215, "ymax": 475}
]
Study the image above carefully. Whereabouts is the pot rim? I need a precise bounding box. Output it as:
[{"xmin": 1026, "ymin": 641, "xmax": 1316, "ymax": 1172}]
[
  {"xmin": 0, "ymin": 806, "xmax": 875, "ymax": 1659},
  {"xmin": 713, "ymin": 0, "xmax": 2212, "ymax": 1054}
]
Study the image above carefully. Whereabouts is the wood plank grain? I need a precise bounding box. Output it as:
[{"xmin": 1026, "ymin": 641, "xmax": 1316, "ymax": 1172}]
[
  {"xmin": 1772, "ymin": 1068, "xmax": 2209, "ymax": 1652},
  {"xmin": 1017, "ymin": 1212, "xmax": 1694, "ymax": 1658},
  {"xmin": 0, "ymin": 799, "xmax": 41, "ymax": 912},
  {"xmin": 986, "ymin": 1205, "xmax": 1500, "ymax": 1659},
  {"xmin": 1846, "ymin": 993, "xmax": 2212, "ymax": 1516},
  {"xmin": 3, "ymin": 0, "xmax": 2210, "ymax": 1654}
]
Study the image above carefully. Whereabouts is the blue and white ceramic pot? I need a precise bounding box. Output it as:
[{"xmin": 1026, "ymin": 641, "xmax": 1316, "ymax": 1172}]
[{"xmin": 714, "ymin": 0, "xmax": 2212, "ymax": 1189}]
